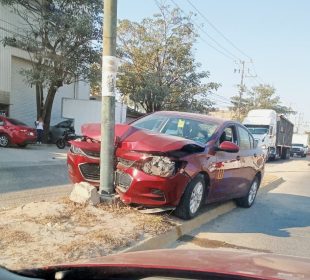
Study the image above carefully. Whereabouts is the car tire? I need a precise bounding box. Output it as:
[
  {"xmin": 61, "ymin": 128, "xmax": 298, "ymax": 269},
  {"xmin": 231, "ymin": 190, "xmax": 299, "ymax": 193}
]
[
  {"xmin": 0, "ymin": 134, "xmax": 10, "ymax": 147},
  {"xmin": 56, "ymin": 138, "xmax": 66, "ymax": 149},
  {"xmin": 235, "ymin": 177, "xmax": 260, "ymax": 208},
  {"xmin": 174, "ymin": 174, "xmax": 206, "ymax": 220}
]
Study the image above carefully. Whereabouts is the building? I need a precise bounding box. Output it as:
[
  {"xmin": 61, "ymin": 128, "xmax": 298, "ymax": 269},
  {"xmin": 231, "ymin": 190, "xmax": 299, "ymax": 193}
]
[{"xmin": 0, "ymin": 4, "xmax": 89, "ymax": 127}]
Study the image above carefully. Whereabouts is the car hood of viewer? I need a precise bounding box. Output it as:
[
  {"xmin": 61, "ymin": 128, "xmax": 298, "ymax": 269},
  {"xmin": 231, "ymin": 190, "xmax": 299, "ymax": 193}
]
[{"xmin": 80, "ymin": 123, "xmax": 205, "ymax": 153}]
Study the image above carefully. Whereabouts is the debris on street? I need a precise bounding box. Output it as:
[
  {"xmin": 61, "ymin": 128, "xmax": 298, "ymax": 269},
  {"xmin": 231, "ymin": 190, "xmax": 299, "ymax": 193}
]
[{"xmin": 69, "ymin": 182, "xmax": 100, "ymax": 205}]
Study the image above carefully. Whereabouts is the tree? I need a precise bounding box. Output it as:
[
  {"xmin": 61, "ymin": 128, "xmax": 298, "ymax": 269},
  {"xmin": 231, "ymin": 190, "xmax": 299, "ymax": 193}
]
[
  {"xmin": 230, "ymin": 84, "xmax": 295, "ymax": 120},
  {"xmin": 0, "ymin": 0, "xmax": 102, "ymax": 141},
  {"xmin": 116, "ymin": 5, "xmax": 220, "ymax": 113}
]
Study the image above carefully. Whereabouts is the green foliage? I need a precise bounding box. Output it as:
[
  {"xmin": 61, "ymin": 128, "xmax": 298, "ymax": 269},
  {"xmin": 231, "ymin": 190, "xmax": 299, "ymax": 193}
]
[
  {"xmin": 0, "ymin": 0, "xmax": 102, "ymax": 140},
  {"xmin": 1, "ymin": 0, "xmax": 102, "ymax": 87},
  {"xmin": 230, "ymin": 84, "xmax": 296, "ymax": 120},
  {"xmin": 116, "ymin": 5, "xmax": 220, "ymax": 113}
]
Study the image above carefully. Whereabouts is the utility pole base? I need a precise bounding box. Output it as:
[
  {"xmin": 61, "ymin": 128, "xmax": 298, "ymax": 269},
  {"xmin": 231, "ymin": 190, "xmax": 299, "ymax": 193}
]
[{"xmin": 99, "ymin": 192, "xmax": 119, "ymax": 204}]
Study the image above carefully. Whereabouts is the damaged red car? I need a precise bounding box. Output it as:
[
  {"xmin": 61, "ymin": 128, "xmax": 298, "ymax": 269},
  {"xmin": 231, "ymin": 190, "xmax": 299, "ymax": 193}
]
[{"xmin": 67, "ymin": 111, "xmax": 265, "ymax": 219}]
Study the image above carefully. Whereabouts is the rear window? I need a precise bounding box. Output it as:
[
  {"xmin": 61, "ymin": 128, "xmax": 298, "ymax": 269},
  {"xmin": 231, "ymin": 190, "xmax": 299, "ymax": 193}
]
[{"xmin": 7, "ymin": 118, "xmax": 27, "ymax": 126}]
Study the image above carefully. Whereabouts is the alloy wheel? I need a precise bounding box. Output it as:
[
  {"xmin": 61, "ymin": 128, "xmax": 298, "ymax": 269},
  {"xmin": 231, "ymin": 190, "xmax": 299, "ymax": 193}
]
[
  {"xmin": 0, "ymin": 135, "xmax": 9, "ymax": 147},
  {"xmin": 248, "ymin": 180, "xmax": 258, "ymax": 205},
  {"xmin": 189, "ymin": 181, "xmax": 204, "ymax": 214}
]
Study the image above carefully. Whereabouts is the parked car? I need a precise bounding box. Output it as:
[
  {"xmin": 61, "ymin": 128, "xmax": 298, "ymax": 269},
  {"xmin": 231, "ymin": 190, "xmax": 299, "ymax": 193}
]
[
  {"xmin": 49, "ymin": 119, "xmax": 74, "ymax": 143},
  {"xmin": 0, "ymin": 116, "xmax": 36, "ymax": 148},
  {"xmin": 67, "ymin": 111, "xmax": 265, "ymax": 219},
  {"xmin": 290, "ymin": 143, "xmax": 308, "ymax": 157}
]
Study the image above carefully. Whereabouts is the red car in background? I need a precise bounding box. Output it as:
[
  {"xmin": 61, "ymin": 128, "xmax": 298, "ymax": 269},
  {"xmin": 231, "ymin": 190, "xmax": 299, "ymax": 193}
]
[
  {"xmin": 0, "ymin": 116, "xmax": 37, "ymax": 148},
  {"xmin": 67, "ymin": 111, "xmax": 265, "ymax": 219}
]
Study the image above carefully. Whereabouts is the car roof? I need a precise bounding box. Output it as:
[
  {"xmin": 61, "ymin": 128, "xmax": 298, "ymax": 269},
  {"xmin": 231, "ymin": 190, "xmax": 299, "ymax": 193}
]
[{"xmin": 152, "ymin": 111, "xmax": 238, "ymax": 126}]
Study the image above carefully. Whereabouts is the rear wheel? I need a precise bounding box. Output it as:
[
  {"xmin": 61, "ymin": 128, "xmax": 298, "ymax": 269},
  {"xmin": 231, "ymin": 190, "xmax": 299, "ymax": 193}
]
[
  {"xmin": 235, "ymin": 177, "xmax": 259, "ymax": 208},
  {"xmin": 174, "ymin": 174, "xmax": 206, "ymax": 220},
  {"xmin": 56, "ymin": 138, "xmax": 66, "ymax": 149},
  {"xmin": 0, "ymin": 134, "xmax": 9, "ymax": 147}
]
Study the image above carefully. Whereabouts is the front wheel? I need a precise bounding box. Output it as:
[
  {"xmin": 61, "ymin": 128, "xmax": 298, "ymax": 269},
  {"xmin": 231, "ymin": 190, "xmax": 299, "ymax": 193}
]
[
  {"xmin": 174, "ymin": 174, "xmax": 206, "ymax": 220},
  {"xmin": 0, "ymin": 134, "xmax": 10, "ymax": 147},
  {"xmin": 56, "ymin": 138, "xmax": 66, "ymax": 149},
  {"xmin": 235, "ymin": 177, "xmax": 259, "ymax": 208}
]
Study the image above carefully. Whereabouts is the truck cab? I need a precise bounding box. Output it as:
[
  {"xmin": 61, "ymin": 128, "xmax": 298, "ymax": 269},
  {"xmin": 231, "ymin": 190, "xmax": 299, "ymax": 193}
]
[
  {"xmin": 243, "ymin": 109, "xmax": 277, "ymax": 158},
  {"xmin": 243, "ymin": 109, "xmax": 293, "ymax": 160}
]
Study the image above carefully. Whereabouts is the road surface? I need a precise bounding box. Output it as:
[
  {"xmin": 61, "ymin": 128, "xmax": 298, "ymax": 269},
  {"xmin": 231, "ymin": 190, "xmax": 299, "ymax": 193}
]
[
  {"xmin": 0, "ymin": 145, "xmax": 71, "ymax": 208},
  {"xmin": 170, "ymin": 156, "xmax": 310, "ymax": 258}
]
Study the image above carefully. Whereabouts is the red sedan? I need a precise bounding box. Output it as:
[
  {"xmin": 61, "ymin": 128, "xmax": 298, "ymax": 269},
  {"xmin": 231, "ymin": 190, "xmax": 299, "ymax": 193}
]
[
  {"xmin": 12, "ymin": 249, "xmax": 310, "ymax": 279},
  {"xmin": 0, "ymin": 116, "xmax": 37, "ymax": 148},
  {"xmin": 67, "ymin": 111, "xmax": 265, "ymax": 219}
]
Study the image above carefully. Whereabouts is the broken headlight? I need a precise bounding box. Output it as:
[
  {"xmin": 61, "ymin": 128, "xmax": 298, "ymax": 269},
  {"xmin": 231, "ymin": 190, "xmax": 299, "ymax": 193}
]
[
  {"xmin": 141, "ymin": 156, "xmax": 176, "ymax": 177},
  {"xmin": 70, "ymin": 145, "xmax": 84, "ymax": 155}
]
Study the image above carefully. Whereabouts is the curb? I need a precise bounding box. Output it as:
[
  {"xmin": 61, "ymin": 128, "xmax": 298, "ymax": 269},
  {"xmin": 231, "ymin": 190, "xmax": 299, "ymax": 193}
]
[{"xmin": 123, "ymin": 176, "xmax": 284, "ymax": 253}]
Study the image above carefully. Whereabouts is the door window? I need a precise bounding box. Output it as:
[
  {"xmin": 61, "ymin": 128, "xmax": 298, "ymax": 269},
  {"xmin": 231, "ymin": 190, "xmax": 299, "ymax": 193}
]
[
  {"xmin": 238, "ymin": 126, "xmax": 251, "ymax": 150},
  {"xmin": 219, "ymin": 126, "xmax": 238, "ymax": 145}
]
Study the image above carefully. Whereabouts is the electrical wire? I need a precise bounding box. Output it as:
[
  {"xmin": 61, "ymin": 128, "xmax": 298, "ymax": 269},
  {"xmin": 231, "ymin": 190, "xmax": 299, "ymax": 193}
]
[
  {"xmin": 186, "ymin": 0, "xmax": 252, "ymax": 61},
  {"xmin": 169, "ymin": 0, "xmax": 240, "ymax": 61},
  {"xmin": 168, "ymin": 0, "xmax": 238, "ymax": 61}
]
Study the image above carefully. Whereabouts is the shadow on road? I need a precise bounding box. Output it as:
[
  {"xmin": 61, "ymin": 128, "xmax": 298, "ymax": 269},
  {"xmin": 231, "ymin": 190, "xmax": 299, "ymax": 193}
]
[{"xmin": 199, "ymin": 192, "xmax": 310, "ymax": 238}]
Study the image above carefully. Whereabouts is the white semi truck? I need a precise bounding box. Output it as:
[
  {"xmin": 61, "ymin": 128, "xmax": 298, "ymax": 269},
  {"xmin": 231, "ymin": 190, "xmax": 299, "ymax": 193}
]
[
  {"xmin": 291, "ymin": 134, "xmax": 309, "ymax": 157},
  {"xmin": 243, "ymin": 109, "xmax": 294, "ymax": 160}
]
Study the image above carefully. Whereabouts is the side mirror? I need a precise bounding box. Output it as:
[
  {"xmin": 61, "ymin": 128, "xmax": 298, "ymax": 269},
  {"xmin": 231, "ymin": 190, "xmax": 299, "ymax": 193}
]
[{"xmin": 218, "ymin": 141, "xmax": 239, "ymax": 153}]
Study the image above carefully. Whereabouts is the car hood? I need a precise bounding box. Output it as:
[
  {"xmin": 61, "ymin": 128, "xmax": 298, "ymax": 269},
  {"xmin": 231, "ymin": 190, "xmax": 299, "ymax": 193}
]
[
  {"xmin": 81, "ymin": 123, "xmax": 205, "ymax": 153},
  {"xmin": 17, "ymin": 249, "xmax": 310, "ymax": 280}
]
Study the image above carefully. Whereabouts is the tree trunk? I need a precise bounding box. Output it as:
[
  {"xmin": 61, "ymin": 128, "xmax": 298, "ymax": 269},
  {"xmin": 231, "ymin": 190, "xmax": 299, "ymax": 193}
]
[
  {"xmin": 35, "ymin": 83, "xmax": 44, "ymax": 119},
  {"xmin": 42, "ymin": 85, "xmax": 58, "ymax": 143}
]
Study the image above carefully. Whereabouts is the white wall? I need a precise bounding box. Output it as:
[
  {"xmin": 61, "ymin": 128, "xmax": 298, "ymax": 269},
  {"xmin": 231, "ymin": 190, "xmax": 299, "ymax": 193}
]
[
  {"xmin": 50, "ymin": 81, "xmax": 90, "ymax": 126},
  {"xmin": 62, "ymin": 98, "xmax": 127, "ymax": 134},
  {"xmin": 10, "ymin": 56, "xmax": 90, "ymax": 127}
]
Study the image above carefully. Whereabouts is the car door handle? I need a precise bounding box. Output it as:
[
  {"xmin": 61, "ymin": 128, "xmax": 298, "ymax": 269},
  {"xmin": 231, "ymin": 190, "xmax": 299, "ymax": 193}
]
[{"xmin": 236, "ymin": 155, "xmax": 240, "ymax": 161}]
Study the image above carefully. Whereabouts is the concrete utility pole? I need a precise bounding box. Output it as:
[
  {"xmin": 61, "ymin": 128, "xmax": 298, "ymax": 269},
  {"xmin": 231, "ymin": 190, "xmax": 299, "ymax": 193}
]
[
  {"xmin": 99, "ymin": 0, "xmax": 118, "ymax": 197},
  {"xmin": 237, "ymin": 60, "xmax": 245, "ymax": 120}
]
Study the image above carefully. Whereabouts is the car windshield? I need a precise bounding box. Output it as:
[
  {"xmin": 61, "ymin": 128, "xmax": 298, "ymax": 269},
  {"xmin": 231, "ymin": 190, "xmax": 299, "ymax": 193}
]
[
  {"xmin": 7, "ymin": 118, "xmax": 27, "ymax": 126},
  {"xmin": 132, "ymin": 114, "xmax": 219, "ymax": 144},
  {"xmin": 292, "ymin": 143, "xmax": 304, "ymax": 147},
  {"xmin": 247, "ymin": 127, "xmax": 269, "ymax": 135}
]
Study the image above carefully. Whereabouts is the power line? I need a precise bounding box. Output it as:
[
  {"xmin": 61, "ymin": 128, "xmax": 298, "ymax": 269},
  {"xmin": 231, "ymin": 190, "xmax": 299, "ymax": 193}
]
[
  {"xmin": 168, "ymin": 0, "xmax": 239, "ymax": 61},
  {"xmin": 185, "ymin": 0, "xmax": 252, "ymax": 61}
]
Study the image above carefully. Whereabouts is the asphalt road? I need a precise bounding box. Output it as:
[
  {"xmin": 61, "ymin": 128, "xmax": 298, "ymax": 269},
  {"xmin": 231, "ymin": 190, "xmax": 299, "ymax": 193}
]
[
  {"xmin": 170, "ymin": 156, "xmax": 310, "ymax": 258},
  {"xmin": 0, "ymin": 145, "xmax": 70, "ymax": 193}
]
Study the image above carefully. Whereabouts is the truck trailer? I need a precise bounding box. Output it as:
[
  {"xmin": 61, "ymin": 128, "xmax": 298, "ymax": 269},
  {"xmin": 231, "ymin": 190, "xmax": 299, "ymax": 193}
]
[{"xmin": 243, "ymin": 109, "xmax": 294, "ymax": 160}]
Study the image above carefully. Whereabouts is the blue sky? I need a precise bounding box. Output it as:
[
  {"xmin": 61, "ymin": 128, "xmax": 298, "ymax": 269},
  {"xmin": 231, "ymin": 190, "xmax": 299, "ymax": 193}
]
[{"xmin": 118, "ymin": 0, "xmax": 310, "ymax": 132}]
